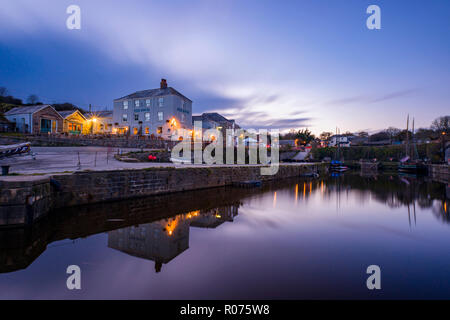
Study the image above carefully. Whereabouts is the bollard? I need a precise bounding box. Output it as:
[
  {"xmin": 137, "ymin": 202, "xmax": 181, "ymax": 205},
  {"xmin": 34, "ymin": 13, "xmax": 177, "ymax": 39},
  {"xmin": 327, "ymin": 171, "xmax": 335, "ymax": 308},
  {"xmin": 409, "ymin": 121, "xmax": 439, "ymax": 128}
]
[{"xmin": 1, "ymin": 165, "xmax": 10, "ymax": 176}]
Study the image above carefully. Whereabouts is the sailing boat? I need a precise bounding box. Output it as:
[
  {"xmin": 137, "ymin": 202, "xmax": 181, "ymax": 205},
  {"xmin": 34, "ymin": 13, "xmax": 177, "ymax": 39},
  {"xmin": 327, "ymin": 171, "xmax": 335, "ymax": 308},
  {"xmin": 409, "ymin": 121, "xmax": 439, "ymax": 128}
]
[
  {"xmin": 398, "ymin": 115, "xmax": 427, "ymax": 174},
  {"xmin": 330, "ymin": 128, "xmax": 349, "ymax": 173}
]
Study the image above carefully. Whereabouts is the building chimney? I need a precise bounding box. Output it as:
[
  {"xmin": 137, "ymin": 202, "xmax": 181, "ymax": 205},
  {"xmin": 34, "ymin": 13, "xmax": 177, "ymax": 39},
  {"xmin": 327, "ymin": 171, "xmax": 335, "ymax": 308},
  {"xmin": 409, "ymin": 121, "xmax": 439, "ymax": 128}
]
[{"xmin": 160, "ymin": 79, "xmax": 167, "ymax": 89}]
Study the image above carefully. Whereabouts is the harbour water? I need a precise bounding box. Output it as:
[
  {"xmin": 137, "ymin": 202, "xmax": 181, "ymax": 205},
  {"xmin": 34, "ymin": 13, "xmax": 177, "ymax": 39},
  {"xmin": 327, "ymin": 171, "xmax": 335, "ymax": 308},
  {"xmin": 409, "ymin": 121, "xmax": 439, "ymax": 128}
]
[{"xmin": 0, "ymin": 173, "xmax": 449, "ymax": 299}]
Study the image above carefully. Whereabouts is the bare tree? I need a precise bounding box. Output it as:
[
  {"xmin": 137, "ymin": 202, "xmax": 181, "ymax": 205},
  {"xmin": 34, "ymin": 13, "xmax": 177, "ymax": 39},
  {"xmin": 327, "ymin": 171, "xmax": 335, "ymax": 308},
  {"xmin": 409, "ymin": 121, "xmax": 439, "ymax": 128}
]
[
  {"xmin": 319, "ymin": 131, "xmax": 332, "ymax": 140},
  {"xmin": 385, "ymin": 127, "xmax": 401, "ymax": 144},
  {"xmin": 27, "ymin": 94, "xmax": 39, "ymax": 105},
  {"xmin": 431, "ymin": 116, "xmax": 449, "ymax": 134}
]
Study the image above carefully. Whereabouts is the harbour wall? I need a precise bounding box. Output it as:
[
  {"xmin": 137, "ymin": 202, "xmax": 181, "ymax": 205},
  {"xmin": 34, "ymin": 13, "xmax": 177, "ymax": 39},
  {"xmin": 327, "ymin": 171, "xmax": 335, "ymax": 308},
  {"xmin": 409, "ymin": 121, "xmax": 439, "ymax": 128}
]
[
  {"xmin": 0, "ymin": 164, "xmax": 325, "ymax": 226},
  {"xmin": 428, "ymin": 164, "xmax": 449, "ymax": 184}
]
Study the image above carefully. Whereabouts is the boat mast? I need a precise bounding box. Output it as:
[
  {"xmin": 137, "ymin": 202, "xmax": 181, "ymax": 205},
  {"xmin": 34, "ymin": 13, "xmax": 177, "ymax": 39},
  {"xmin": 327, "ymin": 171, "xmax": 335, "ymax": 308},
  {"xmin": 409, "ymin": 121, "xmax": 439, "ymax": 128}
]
[{"xmin": 405, "ymin": 114, "xmax": 410, "ymax": 158}]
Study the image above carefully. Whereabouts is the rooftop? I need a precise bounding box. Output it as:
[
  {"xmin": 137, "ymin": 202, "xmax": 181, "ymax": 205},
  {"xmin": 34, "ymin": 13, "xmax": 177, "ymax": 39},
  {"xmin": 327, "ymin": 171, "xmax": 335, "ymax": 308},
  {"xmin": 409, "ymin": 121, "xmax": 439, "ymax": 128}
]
[
  {"xmin": 4, "ymin": 105, "xmax": 52, "ymax": 116},
  {"xmin": 115, "ymin": 87, "xmax": 192, "ymax": 102}
]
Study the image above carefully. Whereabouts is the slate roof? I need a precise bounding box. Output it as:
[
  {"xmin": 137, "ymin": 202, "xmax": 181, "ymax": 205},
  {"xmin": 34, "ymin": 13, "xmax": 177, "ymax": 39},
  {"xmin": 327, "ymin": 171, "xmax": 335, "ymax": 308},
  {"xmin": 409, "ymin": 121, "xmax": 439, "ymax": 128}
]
[
  {"xmin": 114, "ymin": 87, "xmax": 192, "ymax": 102},
  {"xmin": 4, "ymin": 105, "xmax": 52, "ymax": 116},
  {"xmin": 192, "ymin": 112, "xmax": 240, "ymax": 129}
]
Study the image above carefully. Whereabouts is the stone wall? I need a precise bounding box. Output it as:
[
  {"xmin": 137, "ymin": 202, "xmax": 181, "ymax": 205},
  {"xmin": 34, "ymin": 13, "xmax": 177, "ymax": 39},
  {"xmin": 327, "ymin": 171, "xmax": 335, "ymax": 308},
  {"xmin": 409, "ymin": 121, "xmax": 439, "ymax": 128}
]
[
  {"xmin": 0, "ymin": 134, "xmax": 175, "ymax": 148},
  {"xmin": 428, "ymin": 164, "xmax": 449, "ymax": 184},
  {"xmin": 0, "ymin": 164, "xmax": 325, "ymax": 226},
  {"xmin": 0, "ymin": 176, "xmax": 52, "ymax": 226}
]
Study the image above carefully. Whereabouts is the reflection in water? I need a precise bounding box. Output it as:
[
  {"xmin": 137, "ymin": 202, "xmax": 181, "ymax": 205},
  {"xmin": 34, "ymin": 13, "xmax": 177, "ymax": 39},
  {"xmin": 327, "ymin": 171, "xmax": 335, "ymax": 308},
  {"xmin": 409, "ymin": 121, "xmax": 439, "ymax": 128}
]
[
  {"xmin": 0, "ymin": 173, "xmax": 449, "ymax": 298},
  {"xmin": 108, "ymin": 205, "xmax": 239, "ymax": 273}
]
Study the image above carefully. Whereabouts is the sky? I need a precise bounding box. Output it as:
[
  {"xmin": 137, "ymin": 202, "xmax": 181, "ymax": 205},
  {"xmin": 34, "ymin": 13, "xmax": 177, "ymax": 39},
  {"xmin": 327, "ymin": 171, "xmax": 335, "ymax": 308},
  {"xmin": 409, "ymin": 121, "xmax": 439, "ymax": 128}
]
[{"xmin": 0, "ymin": 0, "xmax": 449, "ymax": 134}]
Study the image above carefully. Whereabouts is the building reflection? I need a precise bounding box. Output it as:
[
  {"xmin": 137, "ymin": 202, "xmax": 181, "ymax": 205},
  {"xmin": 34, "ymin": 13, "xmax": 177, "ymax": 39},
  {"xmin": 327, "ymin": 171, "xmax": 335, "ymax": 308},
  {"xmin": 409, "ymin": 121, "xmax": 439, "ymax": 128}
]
[
  {"xmin": 0, "ymin": 175, "xmax": 447, "ymax": 275},
  {"xmin": 107, "ymin": 204, "xmax": 240, "ymax": 272}
]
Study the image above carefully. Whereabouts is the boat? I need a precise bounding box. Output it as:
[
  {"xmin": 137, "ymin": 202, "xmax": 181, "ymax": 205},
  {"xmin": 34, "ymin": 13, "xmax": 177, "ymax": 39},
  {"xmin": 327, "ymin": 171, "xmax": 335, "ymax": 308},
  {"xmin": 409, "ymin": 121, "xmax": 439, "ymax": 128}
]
[
  {"xmin": 398, "ymin": 115, "xmax": 428, "ymax": 175},
  {"xmin": 0, "ymin": 142, "xmax": 31, "ymax": 159},
  {"xmin": 330, "ymin": 160, "xmax": 349, "ymax": 172},
  {"xmin": 398, "ymin": 157, "xmax": 427, "ymax": 174},
  {"xmin": 329, "ymin": 128, "xmax": 349, "ymax": 173}
]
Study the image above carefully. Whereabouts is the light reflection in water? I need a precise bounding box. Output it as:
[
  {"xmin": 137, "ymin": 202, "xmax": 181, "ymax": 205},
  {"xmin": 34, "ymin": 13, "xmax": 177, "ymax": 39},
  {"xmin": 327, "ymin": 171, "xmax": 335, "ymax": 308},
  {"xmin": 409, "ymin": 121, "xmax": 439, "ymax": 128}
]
[{"xmin": 0, "ymin": 174, "xmax": 449, "ymax": 299}]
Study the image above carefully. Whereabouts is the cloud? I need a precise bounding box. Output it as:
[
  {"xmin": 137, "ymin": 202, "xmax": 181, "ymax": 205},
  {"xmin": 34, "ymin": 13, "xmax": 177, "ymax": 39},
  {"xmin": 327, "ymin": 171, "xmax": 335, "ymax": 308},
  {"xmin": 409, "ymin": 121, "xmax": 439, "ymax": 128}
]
[
  {"xmin": 325, "ymin": 88, "xmax": 421, "ymax": 107},
  {"xmin": 370, "ymin": 88, "xmax": 420, "ymax": 103}
]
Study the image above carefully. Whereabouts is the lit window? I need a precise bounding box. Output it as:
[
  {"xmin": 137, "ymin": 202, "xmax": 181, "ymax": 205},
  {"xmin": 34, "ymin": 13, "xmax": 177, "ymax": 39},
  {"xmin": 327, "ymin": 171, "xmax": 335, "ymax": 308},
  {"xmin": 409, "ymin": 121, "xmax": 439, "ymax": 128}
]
[
  {"xmin": 158, "ymin": 97, "xmax": 164, "ymax": 107},
  {"xmin": 145, "ymin": 112, "xmax": 150, "ymax": 121},
  {"xmin": 133, "ymin": 127, "xmax": 138, "ymax": 135},
  {"xmin": 134, "ymin": 114, "xmax": 139, "ymax": 121},
  {"xmin": 146, "ymin": 99, "xmax": 151, "ymax": 107},
  {"xmin": 135, "ymin": 100, "xmax": 140, "ymax": 107},
  {"xmin": 158, "ymin": 111, "xmax": 163, "ymax": 121},
  {"xmin": 123, "ymin": 101, "xmax": 128, "ymax": 109},
  {"xmin": 122, "ymin": 114, "xmax": 128, "ymax": 122},
  {"xmin": 157, "ymin": 127, "xmax": 162, "ymax": 134},
  {"xmin": 145, "ymin": 127, "xmax": 149, "ymax": 135}
]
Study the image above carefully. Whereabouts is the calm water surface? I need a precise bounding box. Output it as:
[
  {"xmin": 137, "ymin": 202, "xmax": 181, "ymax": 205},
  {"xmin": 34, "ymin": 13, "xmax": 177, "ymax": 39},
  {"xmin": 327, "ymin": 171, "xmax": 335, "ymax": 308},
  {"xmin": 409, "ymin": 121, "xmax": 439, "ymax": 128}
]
[{"xmin": 0, "ymin": 174, "xmax": 449, "ymax": 299}]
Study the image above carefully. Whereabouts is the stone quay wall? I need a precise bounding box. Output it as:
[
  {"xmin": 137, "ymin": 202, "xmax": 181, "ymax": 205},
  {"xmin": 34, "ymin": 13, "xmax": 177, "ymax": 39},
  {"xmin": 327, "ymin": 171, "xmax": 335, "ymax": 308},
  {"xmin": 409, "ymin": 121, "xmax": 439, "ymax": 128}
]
[
  {"xmin": 0, "ymin": 164, "xmax": 325, "ymax": 226},
  {"xmin": 428, "ymin": 164, "xmax": 449, "ymax": 184},
  {"xmin": 0, "ymin": 135, "xmax": 176, "ymax": 149}
]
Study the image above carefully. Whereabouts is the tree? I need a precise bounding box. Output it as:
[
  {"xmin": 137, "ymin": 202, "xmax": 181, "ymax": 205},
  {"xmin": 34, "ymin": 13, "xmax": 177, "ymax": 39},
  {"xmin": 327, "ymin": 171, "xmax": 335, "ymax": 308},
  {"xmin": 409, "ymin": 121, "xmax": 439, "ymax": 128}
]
[
  {"xmin": 369, "ymin": 131, "xmax": 390, "ymax": 142},
  {"xmin": 296, "ymin": 128, "xmax": 315, "ymax": 145},
  {"xmin": 319, "ymin": 131, "xmax": 332, "ymax": 141},
  {"xmin": 385, "ymin": 127, "xmax": 401, "ymax": 144},
  {"xmin": 357, "ymin": 131, "xmax": 369, "ymax": 138},
  {"xmin": 431, "ymin": 116, "xmax": 449, "ymax": 134},
  {"xmin": 0, "ymin": 87, "xmax": 8, "ymax": 97},
  {"xmin": 27, "ymin": 94, "xmax": 39, "ymax": 105}
]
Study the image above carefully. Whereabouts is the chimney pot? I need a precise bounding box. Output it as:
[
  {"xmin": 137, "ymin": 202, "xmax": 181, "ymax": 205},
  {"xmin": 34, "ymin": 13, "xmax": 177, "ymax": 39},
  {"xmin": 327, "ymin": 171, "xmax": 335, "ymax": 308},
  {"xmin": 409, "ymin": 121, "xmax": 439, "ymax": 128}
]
[{"xmin": 160, "ymin": 79, "xmax": 167, "ymax": 89}]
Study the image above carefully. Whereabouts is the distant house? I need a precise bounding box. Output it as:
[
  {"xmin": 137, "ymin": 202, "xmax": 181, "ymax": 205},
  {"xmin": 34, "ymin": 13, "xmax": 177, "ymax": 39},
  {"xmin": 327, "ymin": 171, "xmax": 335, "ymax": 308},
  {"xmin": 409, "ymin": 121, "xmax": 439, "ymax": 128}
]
[
  {"xmin": 85, "ymin": 111, "xmax": 113, "ymax": 134},
  {"xmin": 58, "ymin": 110, "xmax": 87, "ymax": 135},
  {"xmin": 113, "ymin": 79, "xmax": 192, "ymax": 139},
  {"xmin": 4, "ymin": 105, "xmax": 63, "ymax": 134},
  {"xmin": 329, "ymin": 135, "xmax": 350, "ymax": 147},
  {"xmin": 192, "ymin": 112, "xmax": 239, "ymax": 131}
]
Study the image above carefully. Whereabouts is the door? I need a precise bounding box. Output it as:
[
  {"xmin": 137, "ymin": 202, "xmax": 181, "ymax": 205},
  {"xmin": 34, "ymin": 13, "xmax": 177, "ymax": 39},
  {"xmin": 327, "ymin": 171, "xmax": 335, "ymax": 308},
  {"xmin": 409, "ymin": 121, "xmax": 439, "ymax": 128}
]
[{"xmin": 40, "ymin": 118, "xmax": 51, "ymax": 133}]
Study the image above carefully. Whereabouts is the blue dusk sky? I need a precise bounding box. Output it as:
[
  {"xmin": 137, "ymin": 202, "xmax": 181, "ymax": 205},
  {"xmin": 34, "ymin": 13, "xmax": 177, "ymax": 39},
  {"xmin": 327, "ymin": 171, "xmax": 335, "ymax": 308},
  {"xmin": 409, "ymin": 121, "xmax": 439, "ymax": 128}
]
[{"xmin": 0, "ymin": 0, "xmax": 449, "ymax": 134}]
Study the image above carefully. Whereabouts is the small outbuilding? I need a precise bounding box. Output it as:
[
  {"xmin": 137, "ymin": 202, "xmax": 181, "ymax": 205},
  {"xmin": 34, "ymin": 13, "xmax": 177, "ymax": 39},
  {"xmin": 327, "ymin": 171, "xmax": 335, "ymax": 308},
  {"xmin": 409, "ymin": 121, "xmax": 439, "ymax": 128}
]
[
  {"xmin": 4, "ymin": 105, "xmax": 63, "ymax": 134},
  {"xmin": 58, "ymin": 110, "xmax": 87, "ymax": 135}
]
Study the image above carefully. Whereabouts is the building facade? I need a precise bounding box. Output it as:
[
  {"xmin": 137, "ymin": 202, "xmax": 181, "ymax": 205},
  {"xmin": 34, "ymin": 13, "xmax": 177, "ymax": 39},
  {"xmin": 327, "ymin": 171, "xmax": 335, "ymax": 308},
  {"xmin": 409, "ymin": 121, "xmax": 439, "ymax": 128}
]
[
  {"xmin": 58, "ymin": 110, "xmax": 86, "ymax": 135},
  {"xmin": 329, "ymin": 135, "xmax": 351, "ymax": 147},
  {"xmin": 113, "ymin": 79, "xmax": 192, "ymax": 139},
  {"xmin": 85, "ymin": 111, "xmax": 113, "ymax": 134},
  {"xmin": 4, "ymin": 105, "xmax": 63, "ymax": 134}
]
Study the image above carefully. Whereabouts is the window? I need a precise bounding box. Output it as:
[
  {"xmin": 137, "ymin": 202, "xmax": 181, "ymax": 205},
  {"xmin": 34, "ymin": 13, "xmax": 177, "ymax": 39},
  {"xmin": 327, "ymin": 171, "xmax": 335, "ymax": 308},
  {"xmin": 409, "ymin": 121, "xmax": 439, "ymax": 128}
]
[
  {"xmin": 157, "ymin": 127, "xmax": 163, "ymax": 134},
  {"xmin": 158, "ymin": 97, "xmax": 164, "ymax": 107},
  {"xmin": 134, "ymin": 114, "xmax": 139, "ymax": 121},
  {"xmin": 145, "ymin": 112, "xmax": 150, "ymax": 121},
  {"xmin": 158, "ymin": 111, "xmax": 163, "ymax": 121},
  {"xmin": 123, "ymin": 101, "xmax": 128, "ymax": 109},
  {"xmin": 135, "ymin": 100, "xmax": 140, "ymax": 107},
  {"xmin": 181, "ymin": 113, "xmax": 185, "ymax": 122},
  {"xmin": 146, "ymin": 99, "xmax": 151, "ymax": 107},
  {"xmin": 145, "ymin": 127, "xmax": 149, "ymax": 135},
  {"xmin": 133, "ymin": 127, "xmax": 138, "ymax": 135},
  {"xmin": 123, "ymin": 114, "xmax": 128, "ymax": 122}
]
